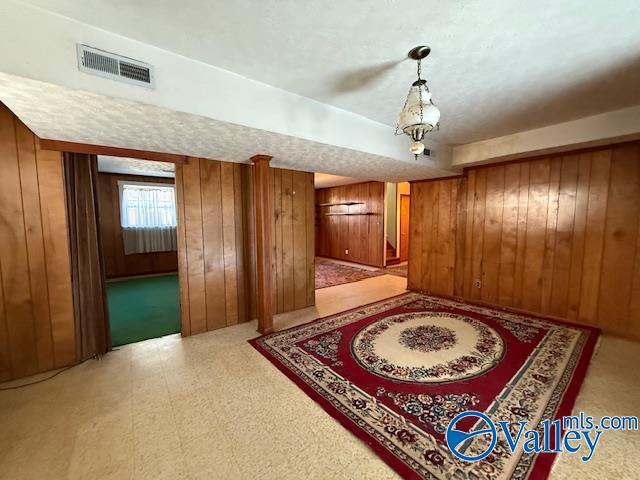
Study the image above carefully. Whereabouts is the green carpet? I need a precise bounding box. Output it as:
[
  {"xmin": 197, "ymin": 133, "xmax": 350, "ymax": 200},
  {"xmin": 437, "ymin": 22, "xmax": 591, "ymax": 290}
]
[{"xmin": 106, "ymin": 273, "xmax": 180, "ymax": 347}]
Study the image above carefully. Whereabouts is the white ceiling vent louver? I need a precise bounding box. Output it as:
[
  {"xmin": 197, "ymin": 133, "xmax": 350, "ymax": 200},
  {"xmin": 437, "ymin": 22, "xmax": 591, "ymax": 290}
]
[{"xmin": 77, "ymin": 45, "xmax": 154, "ymax": 89}]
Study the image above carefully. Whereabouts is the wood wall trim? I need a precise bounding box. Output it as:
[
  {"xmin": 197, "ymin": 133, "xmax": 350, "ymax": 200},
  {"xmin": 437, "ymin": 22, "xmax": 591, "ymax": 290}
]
[
  {"xmin": 252, "ymin": 155, "xmax": 274, "ymax": 334},
  {"xmin": 39, "ymin": 139, "xmax": 188, "ymax": 164}
]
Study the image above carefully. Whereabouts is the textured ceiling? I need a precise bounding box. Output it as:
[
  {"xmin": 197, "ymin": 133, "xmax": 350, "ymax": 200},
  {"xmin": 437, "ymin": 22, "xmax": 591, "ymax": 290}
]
[
  {"xmin": 314, "ymin": 173, "xmax": 370, "ymax": 189},
  {"xmin": 97, "ymin": 156, "xmax": 175, "ymax": 178},
  {"xmin": 20, "ymin": 0, "xmax": 640, "ymax": 145},
  {"xmin": 0, "ymin": 73, "xmax": 453, "ymax": 182}
]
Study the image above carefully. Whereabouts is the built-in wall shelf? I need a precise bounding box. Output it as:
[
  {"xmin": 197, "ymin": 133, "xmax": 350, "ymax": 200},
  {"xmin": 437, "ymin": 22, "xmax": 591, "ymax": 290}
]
[
  {"xmin": 317, "ymin": 201, "xmax": 364, "ymax": 207},
  {"xmin": 325, "ymin": 212, "xmax": 375, "ymax": 216}
]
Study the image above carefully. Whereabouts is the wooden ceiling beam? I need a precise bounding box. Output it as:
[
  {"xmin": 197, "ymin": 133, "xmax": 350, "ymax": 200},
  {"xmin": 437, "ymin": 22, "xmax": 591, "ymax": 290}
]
[{"xmin": 38, "ymin": 139, "xmax": 188, "ymax": 164}]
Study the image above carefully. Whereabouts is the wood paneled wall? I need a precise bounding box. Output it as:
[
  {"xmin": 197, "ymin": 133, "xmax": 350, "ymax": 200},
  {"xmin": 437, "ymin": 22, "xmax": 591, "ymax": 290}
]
[
  {"xmin": 407, "ymin": 178, "xmax": 461, "ymax": 297},
  {"xmin": 315, "ymin": 181, "xmax": 385, "ymax": 267},
  {"xmin": 270, "ymin": 168, "xmax": 315, "ymax": 313},
  {"xmin": 0, "ymin": 102, "xmax": 316, "ymax": 378},
  {"xmin": 176, "ymin": 158, "xmax": 255, "ymax": 335},
  {"xmin": 97, "ymin": 172, "xmax": 178, "ymax": 279},
  {"xmin": 408, "ymin": 142, "xmax": 640, "ymax": 340},
  {"xmin": 175, "ymin": 159, "xmax": 315, "ymax": 335},
  {"xmin": 0, "ymin": 105, "xmax": 76, "ymax": 381}
]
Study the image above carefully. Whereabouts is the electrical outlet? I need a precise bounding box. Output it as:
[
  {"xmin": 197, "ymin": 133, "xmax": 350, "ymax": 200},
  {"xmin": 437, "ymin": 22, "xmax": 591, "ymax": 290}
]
[
  {"xmin": 475, "ymin": 279, "xmax": 482, "ymax": 289},
  {"xmin": 345, "ymin": 249, "xmax": 349, "ymax": 255}
]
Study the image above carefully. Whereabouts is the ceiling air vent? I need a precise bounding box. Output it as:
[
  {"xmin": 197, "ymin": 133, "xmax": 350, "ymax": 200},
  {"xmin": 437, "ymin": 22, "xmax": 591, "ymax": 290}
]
[{"xmin": 77, "ymin": 44, "xmax": 155, "ymax": 89}]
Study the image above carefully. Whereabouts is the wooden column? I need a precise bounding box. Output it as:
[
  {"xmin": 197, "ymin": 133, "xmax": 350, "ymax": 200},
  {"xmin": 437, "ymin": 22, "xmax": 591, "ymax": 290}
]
[{"xmin": 252, "ymin": 155, "xmax": 274, "ymax": 334}]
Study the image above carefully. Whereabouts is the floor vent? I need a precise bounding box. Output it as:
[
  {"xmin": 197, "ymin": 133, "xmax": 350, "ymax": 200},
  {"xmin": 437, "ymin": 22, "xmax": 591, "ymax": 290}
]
[{"xmin": 77, "ymin": 45, "xmax": 154, "ymax": 89}]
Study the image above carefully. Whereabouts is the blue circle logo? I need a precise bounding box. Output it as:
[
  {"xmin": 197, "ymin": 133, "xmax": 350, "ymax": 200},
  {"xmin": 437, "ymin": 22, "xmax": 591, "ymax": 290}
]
[{"xmin": 446, "ymin": 410, "xmax": 497, "ymax": 462}]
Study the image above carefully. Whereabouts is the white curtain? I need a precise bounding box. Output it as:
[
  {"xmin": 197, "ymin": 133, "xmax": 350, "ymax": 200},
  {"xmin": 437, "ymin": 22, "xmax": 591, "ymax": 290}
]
[{"xmin": 119, "ymin": 182, "xmax": 178, "ymax": 255}]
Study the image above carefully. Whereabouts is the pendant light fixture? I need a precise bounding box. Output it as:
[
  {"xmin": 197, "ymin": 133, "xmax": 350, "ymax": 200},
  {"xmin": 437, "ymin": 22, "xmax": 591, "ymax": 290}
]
[{"xmin": 396, "ymin": 46, "xmax": 440, "ymax": 159}]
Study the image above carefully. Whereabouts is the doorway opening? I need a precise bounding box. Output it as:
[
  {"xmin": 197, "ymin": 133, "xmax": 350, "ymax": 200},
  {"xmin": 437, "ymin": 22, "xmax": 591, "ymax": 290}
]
[
  {"xmin": 313, "ymin": 173, "xmax": 409, "ymax": 289},
  {"xmin": 96, "ymin": 156, "xmax": 180, "ymax": 347},
  {"xmin": 384, "ymin": 182, "xmax": 410, "ymax": 281}
]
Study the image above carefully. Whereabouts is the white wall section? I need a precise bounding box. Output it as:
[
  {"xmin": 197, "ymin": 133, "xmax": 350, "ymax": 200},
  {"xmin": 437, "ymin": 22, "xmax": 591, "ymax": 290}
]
[{"xmin": 452, "ymin": 105, "xmax": 640, "ymax": 166}]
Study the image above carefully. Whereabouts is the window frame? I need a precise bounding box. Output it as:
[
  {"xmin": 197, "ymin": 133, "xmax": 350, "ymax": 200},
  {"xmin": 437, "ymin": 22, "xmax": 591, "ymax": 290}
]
[{"xmin": 117, "ymin": 180, "xmax": 177, "ymax": 229}]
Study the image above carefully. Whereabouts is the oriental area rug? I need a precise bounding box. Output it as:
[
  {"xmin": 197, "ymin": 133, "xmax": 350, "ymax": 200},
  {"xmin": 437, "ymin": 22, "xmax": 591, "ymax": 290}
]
[
  {"xmin": 315, "ymin": 258, "xmax": 384, "ymax": 289},
  {"xmin": 249, "ymin": 292, "xmax": 599, "ymax": 479}
]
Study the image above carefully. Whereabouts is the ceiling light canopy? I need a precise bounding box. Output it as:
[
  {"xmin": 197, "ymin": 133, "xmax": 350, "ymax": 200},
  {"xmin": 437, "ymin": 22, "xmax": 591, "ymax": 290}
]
[{"xmin": 396, "ymin": 46, "xmax": 440, "ymax": 159}]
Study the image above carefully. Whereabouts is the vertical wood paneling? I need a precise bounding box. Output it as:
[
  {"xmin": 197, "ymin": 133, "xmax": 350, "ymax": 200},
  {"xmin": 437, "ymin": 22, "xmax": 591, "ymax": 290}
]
[
  {"xmin": 176, "ymin": 159, "xmax": 263, "ymax": 334},
  {"xmin": 0, "ymin": 105, "xmax": 76, "ymax": 380},
  {"xmin": 16, "ymin": 122, "xmax": 54, "ymax": 372},
  {"xmin": 481, "ymin": 167, "xmax": 504, "ymax": 304},
  {"xmin": 521, "ymin": 160, "xmax": 550, "ymax": 312},
  {"xmin": 175, "ymin": 164, "xmax": 191, "ymax": 336},
  {"xmin": 629, "ymin": 216, "xmax": 640, "ymax": 337},
  {"xmin": 540, "ymin": 159, "xmax": 561, "ymax": 314},
  {"xmin": 408, "ymin": 141, "xmax": 640, "ymax": 340},
  {"xmin": 292, "ymin": 171, "xmax": 308, "ymax": 310},
  {"xmin": 407, "ymin": 181, "xmax": 424, "ymax": 290},
  {"xmin": 0, "ymin": 106, "xmax": 38, "ymax": 378},
  {"xmin": 462, "ymin": 171, "xmax": 476, "ymax": 298},
  {"xmin": 597, "ymin": 144, "xmax": 640, "ymax": 335},
  {"xmin": 470, "ymin": 170, "xmax": 486, "ymax": 300},
  {"xmin": 241, "ymin": 165, "xmax": 257, "ymax": 320},
  {"xmin": 180, "ymin": 158, "xmax": 207, "ymax": 334},
  {"xmin": 512, "ymin": 163, "xmax": 531, "ymax": 307},
  {"xmin": 36, "ymin": 148, "xmax": 75, "ymax": 368},
  {"xmin": 419, "ymin": 183, "xmax": 435, "ymax": 292},
  {"xmin": 578, "ymin": 150, "xmax": 611, "ymax": 324},
  {"xmin": 453, "ymin": 178, "xmax": 467, "ymax": 296},
  {"xmin": 0, "ymin": 260, "xmax": 9, "ymax": 380},
  {"xmin": 409, "ymin": 178, "xmax": 460, "ymax": 297},
  {"xmin": 566, "ymin": 156, "xmax": 591, "ymax": 320},
  {"xmin": 315, "ymin": 181, "xmax": 385, "ymax": 268},
  {"xmin": 220, "ymin": 162, "xmax": 239, "ymax": 325},
  {"xmin": 270, "ymin": 167, "xmax": 277, "ymax": 312},
  {"xmin": 281, "ymin": 170, "xmax": 295, "ymax": 312},
  {"xmin": 269, "ymin": 167, "xmax": 315, "ymax": 314},
  {"xmin": 549, "ymin": 157, "xmax": 578, "ymax": 317},
  {"xmin": 176, "ymin": 160, "xmax": 315, "ymax": 332},
  {"xmin": 200, "ymin": 159, "xmax": 226, "ymax": 331},
  {"xmin": 497, "ymin": 163, "xmax": 520, "ymax": 306},
  {"xmin": 233, "ymin": 164, "xmax": 248, "ymax": 324},
  {"xmin": 305, "ymin": 172, "xmax": 316, "ymax": 307}
]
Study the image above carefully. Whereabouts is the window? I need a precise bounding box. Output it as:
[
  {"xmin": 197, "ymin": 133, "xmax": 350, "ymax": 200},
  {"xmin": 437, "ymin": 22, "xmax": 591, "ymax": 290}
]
[
  {"xmin": 118, "ymin": 181, "xmax": 177, "ymax": 228},
  {"xmin": 118, "ymin": 181, "xmax": 178, "ymax": 255}
]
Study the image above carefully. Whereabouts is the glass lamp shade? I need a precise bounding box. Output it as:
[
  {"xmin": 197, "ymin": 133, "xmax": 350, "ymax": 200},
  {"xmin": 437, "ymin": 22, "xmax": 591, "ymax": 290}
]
[{"xmin": 398, "ymin": 84, "xmax": 441, "ymax": 139}]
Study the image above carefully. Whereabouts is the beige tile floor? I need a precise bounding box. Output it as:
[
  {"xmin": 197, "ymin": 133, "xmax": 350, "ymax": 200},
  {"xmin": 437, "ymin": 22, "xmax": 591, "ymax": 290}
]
[{"xmin": 0, "ymin": 274, "xmax": 638, "ymax": 479}]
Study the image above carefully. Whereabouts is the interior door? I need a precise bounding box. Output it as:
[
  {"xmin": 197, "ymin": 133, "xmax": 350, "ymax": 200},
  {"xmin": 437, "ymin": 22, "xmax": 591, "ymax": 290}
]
[{"xmin": 400, "ymin": 194, "xmax": 410, "ymax": 262}]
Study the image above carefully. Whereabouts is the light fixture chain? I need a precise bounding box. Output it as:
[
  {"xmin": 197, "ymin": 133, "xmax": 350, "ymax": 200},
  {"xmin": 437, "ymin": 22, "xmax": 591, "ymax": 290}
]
[{"xmin": 417, "ymin": 59, "xmax": 424, "ymax": 125}]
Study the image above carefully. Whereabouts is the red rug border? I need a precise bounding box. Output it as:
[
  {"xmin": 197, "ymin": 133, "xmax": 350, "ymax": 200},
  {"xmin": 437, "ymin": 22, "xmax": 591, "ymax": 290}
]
[{"xmin": 249, "ymin": 292, "xmax": 601, "ymax": 480}]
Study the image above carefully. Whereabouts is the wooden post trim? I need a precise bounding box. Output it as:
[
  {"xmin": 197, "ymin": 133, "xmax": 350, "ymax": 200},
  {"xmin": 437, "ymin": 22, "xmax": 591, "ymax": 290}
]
[{"xmin": 252, "ymin": 155, "xmax": 274, "ymax": 334}]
